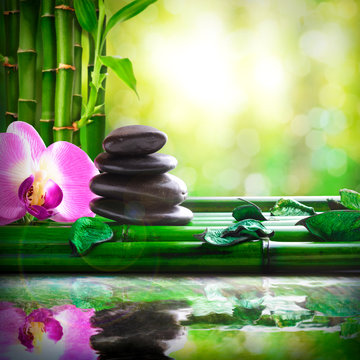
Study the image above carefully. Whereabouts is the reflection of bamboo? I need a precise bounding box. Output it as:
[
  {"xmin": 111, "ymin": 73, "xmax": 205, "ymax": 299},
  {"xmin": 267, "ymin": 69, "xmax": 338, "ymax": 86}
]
[
  {"xmin": 18, "ymin": 0, "xmax": 39, "ymax": 125},
  {"xmin": 40, "ymin": 0, "xmax": 56, "ymax": 145},
  {"xmin": 4, "ymin": 0, "xmax": 20, "ymax": 128},
  {"xmin": 72, "ymin": 18, "xmax": 82, "ymax": 146},
  {"xmin": 54, "ymin": 0, "xmax": 74, "ymax": 142},
  {"xmin": 183, "ymin": 196, "xmax": 340, "ymax": 212}
]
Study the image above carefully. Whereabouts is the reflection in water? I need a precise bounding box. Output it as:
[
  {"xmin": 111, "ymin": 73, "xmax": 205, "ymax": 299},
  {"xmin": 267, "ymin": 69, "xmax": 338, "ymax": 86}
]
[{"xmin": 0, "ymin": 276, "xmax": 359, "ymax": 359}]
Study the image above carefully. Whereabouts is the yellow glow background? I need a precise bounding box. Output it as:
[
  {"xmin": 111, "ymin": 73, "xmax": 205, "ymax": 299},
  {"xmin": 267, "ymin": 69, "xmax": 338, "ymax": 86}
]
[{"xmin": 104, "ymin": 0, "xmax": 360, "ymax": 196}]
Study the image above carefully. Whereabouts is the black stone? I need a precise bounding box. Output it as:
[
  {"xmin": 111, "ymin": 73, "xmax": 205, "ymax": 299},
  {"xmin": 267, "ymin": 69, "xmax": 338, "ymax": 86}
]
[
  {"xmin": 90, "ymin": 173, "xmax": 187, "ymax": 207},
  {"xmin": 94, "ymin": 152, "xmax": 177, "ymax": 175},
  {"xmin": 90, "ymin": 198, "xmax": 193, "ymax": 225},
  {"xmin": 103, "ymin": 125, "xmax": 167, "ymax": 156}
]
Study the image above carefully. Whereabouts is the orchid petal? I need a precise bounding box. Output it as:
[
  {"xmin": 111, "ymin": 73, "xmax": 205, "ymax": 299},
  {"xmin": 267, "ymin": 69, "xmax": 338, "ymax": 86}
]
[
  {"xmin": 7, "ymin": 121, "xmax": 46, "ymax": 167},
  {"xmin": 43, "ymin": 179, "xmax": 63, "ymax": 210},
  {"xmin": 18, "ymin": 174, "xmax": 34, "ymax": 204},
  {"xmin": 0, "ymin": 133, "xmax": 31, "ymax": 222},
  {"xmin": 26, "ymin": 205, "xmax": 52, "ymax": 220},
  {"xmin": 39, "ymin": 142, "xmax": 99, "ymax": 222},
  {"xmin": 43, "ymin": 317, "xmax": 63, "ymax": 343}
]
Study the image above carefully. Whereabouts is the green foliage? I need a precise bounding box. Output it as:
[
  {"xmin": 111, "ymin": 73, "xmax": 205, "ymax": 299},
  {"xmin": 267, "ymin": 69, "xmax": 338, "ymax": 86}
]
[
  {"xmin": 232, "ymin": 200, "xmax": 266, "ymax": 221},
  {"xmin": 100, "ymin": 55, "xmax": 138, "ymax": 96},
  {"xmin": 340, "ymin": 189, "xmax": 360, "ymax": 211},
  {"xmin": 74, "ymin": 0, "xmax": 98, "ymax": 40},
  {"xmin": 103, "ymin": 0, "xmax": 157, "ymax": 41},
  {"xmin": 296, "ymin": 210, "xmax": 360, "ymax": 241},
  {"xmin": 271, "ymin": 198, "xmax": 316, "ymax": 216},
  {"xmin": 69, "ymin": 217, "xmax": 114, "ymax": 256},
  {"xmin": 194, "ymin": 219, "xmax": 274, "ymax": 246}
]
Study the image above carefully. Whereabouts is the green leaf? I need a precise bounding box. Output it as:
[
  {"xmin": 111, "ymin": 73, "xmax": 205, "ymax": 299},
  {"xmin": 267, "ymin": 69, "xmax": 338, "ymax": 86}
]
[
  {"xmin": 340, "ymin": 189, "xmax": 360, "ymax": 210},
  {"xmin": 270, "ymin": 198, "xmax": 316, "ymax": 216},
  {"xmin": 69, "ymin": 217, "xmax": 114, "ymax": 256},
  {"xmin": 74, "ymin": 0, "xmax": 98, "ymax": 40},
  {"xmin": 103, "ymin": 0, "xmax": 157, "ymax": 40},
  {"xmin": 232, "ymin": 199, "xmax": 266, "ymax": 221},
  {"xmin": 194, "ymin": 220, "xmax": 274, "ymax": 246},
  {"xmin": 296, "ymin": 211, "xmax": 360, "ymax": 241},
  {"xmin": 100, "ymin": 56, "xmax": 138, "ymax": 96}
]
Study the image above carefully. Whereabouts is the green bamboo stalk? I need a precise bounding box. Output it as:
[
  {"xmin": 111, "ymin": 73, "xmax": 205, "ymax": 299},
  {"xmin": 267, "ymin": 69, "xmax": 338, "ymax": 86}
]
[
  {"xmin": 71, "ymin": 16, "xmax": 82, "ymax": 146},
  {"xmin": 4, "ymin": 0, "xmax": 19, "ymax": 127},
  {"xmin": 183, "ymin": 196, "xmax": 340, "ymax": 212},
  {"xmin": 85, "ymin": 2, "xmax": 106, "ymax": 160},
  {"xmin": 34, "ymin": 4, "xmax": 42, "ymax": 132},
  {"xmin": 0, "ymin": 239, "xmax": 359, "ymax": 273},
  {"xmin": 54, "ymin": 0, "xmax": 74, "ymax": 142},
  {"xmin": 17, "ymin": 0, "xmax": 39, "ymax": 125},
  {"xmin": 0, "ymin": 0, "xmax": 6, "ymax": 131},
  {"xmin": 40, "ymin": 0, "xmax": 56, "ymax": 145}
]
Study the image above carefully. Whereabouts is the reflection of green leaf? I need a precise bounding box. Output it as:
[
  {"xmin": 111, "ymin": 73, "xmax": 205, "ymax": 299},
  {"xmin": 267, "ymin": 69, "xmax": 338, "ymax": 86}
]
[
  {"xmin": 270, "ymin": 198, "xmax": 316, "ymax": 216},
  {"xmin": 194, "ymin": 220, "xmax": 274, "ymax": 246},
  {"xmin": 99, "ymin": 56, "xmax": 138, "ymax": 96},
  {"xmin": 340, "ymin": 188, "xmax": 360, "ymax": 210},
  {"xmin": 296, "ymin": 211, "xmax": 360, "ymax": 241},
  {"xmin": 69, "ymin": 217, "xmax": 114, "ymax": 256},
  {"xmin": 232, "ymin": 200, "xmax": 266, "ymax": 221},
  {"xmin": 340, "ymin": 316, "xmax": 360, "ymax": 339}
]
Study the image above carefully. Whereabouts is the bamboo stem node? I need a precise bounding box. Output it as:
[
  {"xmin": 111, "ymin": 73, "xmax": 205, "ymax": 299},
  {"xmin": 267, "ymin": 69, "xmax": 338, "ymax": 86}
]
[
  {"xmin": 5, "ymin": 112, "xmax": 18, "ymax": 118},
  {"xmin": 57, "ymin": 63, "xmax": 75, "ymax": 72},
  {"xmin": 54, "ymin": 5, "xmax": 74, "ymax": 12},
  {"xmin": 40, "ymin": 118, "xmax": 54, "ymax": 123},
  {"xmin": 17, "ymin": 48, "xmax": 36, "ymax": 53},
  {"xmin": 41, "ymin": 14, "xmax": 55, "ymax": 18},
  {"xmin": 3, "ymin": 10, "xmax": 20, "ymax": 15},
  {"xmin": 42, "ymin": 68, "xmax": 57, "ymax": 73},
  {"xmin": 3, "ymin": 58, "xmax": 17, "ymax": 68},
  {"xmin": 18, "ymin": 98, "xmax": 37, "ymax": 103}
]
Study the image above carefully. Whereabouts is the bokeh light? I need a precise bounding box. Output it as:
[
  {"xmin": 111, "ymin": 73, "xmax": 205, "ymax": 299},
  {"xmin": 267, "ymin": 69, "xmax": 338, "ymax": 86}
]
[{"xmin": 104, "ymin": 0, "xmax": 360, "ymax": 196}]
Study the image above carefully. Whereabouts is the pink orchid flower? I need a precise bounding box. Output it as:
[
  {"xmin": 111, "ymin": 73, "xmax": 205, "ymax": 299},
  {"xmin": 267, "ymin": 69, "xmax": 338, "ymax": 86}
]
[{"xmin": 0, "ymin": 121, "xmax": 99, "ymax": 224}]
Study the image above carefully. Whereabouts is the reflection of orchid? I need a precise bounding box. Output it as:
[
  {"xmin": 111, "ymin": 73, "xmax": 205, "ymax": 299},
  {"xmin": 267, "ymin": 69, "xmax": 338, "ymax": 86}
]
[
  {"xmin": 0, "ymin": 303, "xmax": 99, "ymax": 360},
  {"xmin": 0, "ymin": 122, "xmax": 98, "ymax": 224}
]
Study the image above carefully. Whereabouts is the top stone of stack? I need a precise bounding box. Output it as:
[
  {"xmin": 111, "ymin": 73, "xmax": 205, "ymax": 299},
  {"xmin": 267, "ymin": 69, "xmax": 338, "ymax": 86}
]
[{"xmin": 103, "ymin": 125, "xmax": 168, "ymax": 156}]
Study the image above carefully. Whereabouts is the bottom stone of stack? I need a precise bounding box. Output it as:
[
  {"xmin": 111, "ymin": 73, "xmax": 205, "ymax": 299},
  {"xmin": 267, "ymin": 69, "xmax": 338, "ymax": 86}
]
[{"xmin": 90, "ymin": 198, "xmax": 193, "ymax": 225}]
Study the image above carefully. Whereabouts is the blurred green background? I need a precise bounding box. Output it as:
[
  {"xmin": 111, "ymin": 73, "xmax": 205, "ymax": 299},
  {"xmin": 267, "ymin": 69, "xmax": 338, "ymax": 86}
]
[{"xmin": 103, "ymin": 0, "xmax": 360, "ymax": 197}]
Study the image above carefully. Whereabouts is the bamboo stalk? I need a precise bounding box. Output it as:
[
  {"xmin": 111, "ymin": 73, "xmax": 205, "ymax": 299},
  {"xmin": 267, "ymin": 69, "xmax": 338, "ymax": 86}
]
[
  {"xmin": 17, "ymin": 0, "xmax": 39, "ymax": 125},
  {"xmin": 4, "ymin": 0, "xmax": 19, "ymax": 127},
  {"xmin": 0, "ymin": 0, "xmax": 6, "ymax": 131},
  {"xmin": 34, "ymin": 4, "xmax": 42, "ymax": 132},
  {"xmin": 0, "ymin": 239, "xmax": 359, "ymax": 273},
  {"xmin": 85, "ymin": 2, "xmax": 106, "ymax": 160},
  {"xmin": 40, "ymin": 0, "xmax": 56, "ymax": 145},
  {"xmin": 183, "ymin": 196, "xmax": 340, "ymax": 212},
  {"xmin": 54, "ymin": 0, "xmax": 74, "ymax": 142},
  {"xmin": 71, "ymin": 16, "xmax": 82, "ymax": 146}
]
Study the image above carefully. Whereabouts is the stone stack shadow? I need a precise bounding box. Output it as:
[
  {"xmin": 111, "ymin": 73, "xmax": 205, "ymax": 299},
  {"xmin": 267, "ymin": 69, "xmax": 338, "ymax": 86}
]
[{"xmin": 90, "ymin": 125, "xmax": 193, "ymax": 225}]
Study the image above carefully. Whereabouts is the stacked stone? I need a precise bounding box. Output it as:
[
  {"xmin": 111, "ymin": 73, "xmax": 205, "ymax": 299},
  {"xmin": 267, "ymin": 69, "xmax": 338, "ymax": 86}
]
[{"xmin": 90, "ymin": 125, "xmax": 194, "ymax": 225}]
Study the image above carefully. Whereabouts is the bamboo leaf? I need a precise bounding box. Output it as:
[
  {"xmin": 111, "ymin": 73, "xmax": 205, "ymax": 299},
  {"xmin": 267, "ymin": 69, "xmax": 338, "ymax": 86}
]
[
  {"xmin": 232, "ymin": 199, "xmax": 266, "ymax": 221},
  {"xmin": 270, "ymin": 198, "xmax": 316, "ymax": 216},
  {"xmin": 103, "ymin": 0, "xmax": 157, "ymax": 40},
  {"xmin": 69, "ymin": 217, "xmax": 114, "ymax": 256},
  {"xmin": 340, "ymin": 189, "xmax": 360, "ymax": 211},
  {"xmin": 74, "ymin": 0, "xmax": 98, "ymax": 40},
  {"xmin": 99, "ymin": 55, "xmax": 138, "ymax": 96},
  {"xmin": 194, "ymin": 220, "xmax": 274, "ymax": 247},
  {"xmin": 296, "ymin": 211, "xmax": 360, "ymax": 241}
]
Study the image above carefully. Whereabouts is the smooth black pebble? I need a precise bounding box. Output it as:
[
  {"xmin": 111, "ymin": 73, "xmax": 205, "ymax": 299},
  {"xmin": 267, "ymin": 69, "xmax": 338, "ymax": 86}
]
[
  {"xmin": 90, "ymin": 198, "xmax": 193, "ymax": 225},
  {"xmin": 95, "ymin": 152, "xmax": 177, "ymax": 175},
  {"xmin": 90, "ymin": 173, "xmax": 187, "ymax": 206},
  {"xmin": 103, "ymin": 125, "xmax": 167, "ymax": 156}
]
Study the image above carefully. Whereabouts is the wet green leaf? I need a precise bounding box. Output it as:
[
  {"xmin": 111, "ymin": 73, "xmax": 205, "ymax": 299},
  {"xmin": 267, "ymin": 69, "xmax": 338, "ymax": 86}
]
[
  {"xmin": 69, "ymin": 217, "xmax": 114, "ymax": 256},
  {"xmin": 270, "ymin": 198, "xmax": 316, "ymax": 216},
  {"xmin": 194, "ymin": 220, "xmax": 274, "ymax": 246},
  {"xmin": 296, "ymin": 211, "xmax": 360, "ymax": 241},
  {"xmin": 340, "ymin": 188, "xmax": 360, "ymax": 210},
  {"xmin": 232, "ymin": 200, "xmax": 266, "ymax": 221}
]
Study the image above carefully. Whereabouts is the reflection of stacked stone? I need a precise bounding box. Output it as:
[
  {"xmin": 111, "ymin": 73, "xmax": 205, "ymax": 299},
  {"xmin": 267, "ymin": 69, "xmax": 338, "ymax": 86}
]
[{"xmin": 90, "ymin": 125, "xmax": 193, "ymax": 225}]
